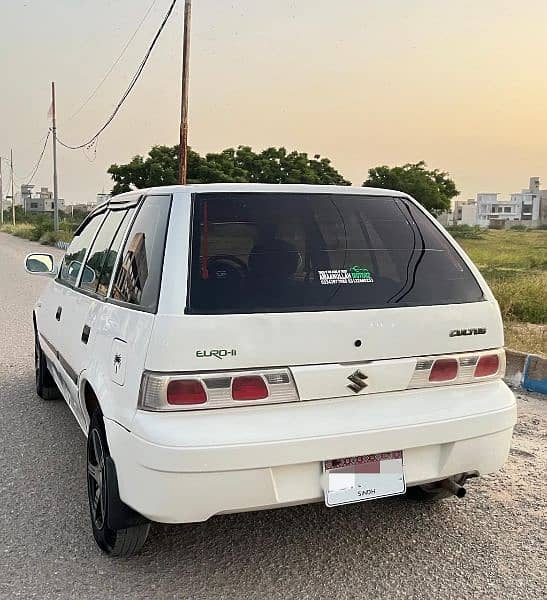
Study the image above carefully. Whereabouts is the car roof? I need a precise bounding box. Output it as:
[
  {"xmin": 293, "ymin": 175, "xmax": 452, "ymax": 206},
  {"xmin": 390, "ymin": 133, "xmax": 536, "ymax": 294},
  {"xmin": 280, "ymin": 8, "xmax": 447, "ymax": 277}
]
[{"xmin": 109, "ymin": 183, "xmax": 411, "ymax": 203}]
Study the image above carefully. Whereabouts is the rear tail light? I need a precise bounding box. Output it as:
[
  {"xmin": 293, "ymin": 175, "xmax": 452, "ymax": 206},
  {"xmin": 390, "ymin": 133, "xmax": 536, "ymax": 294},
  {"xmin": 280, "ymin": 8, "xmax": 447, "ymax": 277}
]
[
  {"xmin": 429, "ymin": 358, "xmax": 458, "ymax": 382},
  {"xmin": 474, "ymin": 354, "xmax": 500, "ymax": 378},
  {"xmin": 408, "ymin": 349, "xmax": 505, "ymax": 389},
  {"xmin": 167, "ymin": 380, "xmax": 206, "ymax": 405},
  {"xmin": 139, "ymin": 349, "xmax": 505, "ymax": 411},
  {"xmin": 139, "ymin": 368, "xmax": 298, "ymax": 411},
  {"xmin": 232, "ymin": 376, "xmax": 268, "ymax": 401}
]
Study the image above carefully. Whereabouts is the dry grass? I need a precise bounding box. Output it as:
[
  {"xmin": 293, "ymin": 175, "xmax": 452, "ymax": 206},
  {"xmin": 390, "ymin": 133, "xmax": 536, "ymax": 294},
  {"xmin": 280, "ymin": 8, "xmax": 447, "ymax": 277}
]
[
  {"xmin": 488, "ymin": 272, "xmax": 547, "ymax": 324},
  {"xmin": 0, "ymin": 223, "xmax": 72, "ymax": 245},
  {"xmin": 458, "ymin": 229, "xmax": 547, "ymax": 271},
  {"xmin": 458, "ymin": 230, "xmax": 547, "ymax": 326},
  {"xmin": 0, "ymin": 223, "xmax": 36, "ymax": 238},
  {"xmin": 504, "ymin": 322, "xmax": 546, "ymax": 357},
  {"xmin": 457, "ymin": 230, "xmax": 546, "ymax": 354}
]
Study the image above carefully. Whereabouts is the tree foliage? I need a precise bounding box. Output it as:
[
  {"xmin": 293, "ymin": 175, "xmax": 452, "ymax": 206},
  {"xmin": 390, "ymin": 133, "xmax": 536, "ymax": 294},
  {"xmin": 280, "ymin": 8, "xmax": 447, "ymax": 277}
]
[
  {"xmin": 108, "ymin": 145, "xmax": 350, "ymax": 194},
  {"xmin": 363, "ymin": 161, "xmax": 458, "ymax": 213}
]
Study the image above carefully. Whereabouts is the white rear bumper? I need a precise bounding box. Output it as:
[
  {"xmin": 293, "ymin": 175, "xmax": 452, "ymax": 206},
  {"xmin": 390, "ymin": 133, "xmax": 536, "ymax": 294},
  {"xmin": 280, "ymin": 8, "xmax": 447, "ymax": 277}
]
[{"xmin": 105, "ymin": 380, "xmax": 516, "ymax": 523}]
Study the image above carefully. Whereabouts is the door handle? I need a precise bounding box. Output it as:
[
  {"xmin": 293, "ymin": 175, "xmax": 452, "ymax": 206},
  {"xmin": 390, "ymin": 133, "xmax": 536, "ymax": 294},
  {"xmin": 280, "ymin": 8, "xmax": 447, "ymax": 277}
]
[
  {"xmin": 55, "ymin": 306, "xmax": 62, "ymax": 321},
  {"xmin": 81, "ymin": 325, "xmax": 91, "ymax": 344}
]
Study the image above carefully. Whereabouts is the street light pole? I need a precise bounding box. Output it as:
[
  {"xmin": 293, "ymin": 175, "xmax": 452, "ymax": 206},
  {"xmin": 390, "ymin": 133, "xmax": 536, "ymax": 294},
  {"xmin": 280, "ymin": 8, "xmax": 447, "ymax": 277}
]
[
  {"xmin": 178, "ymin": 0, "xmax": 192, "ymax": 185},
  {"xmin": 51, "ymin": 81, "xmax": 60, "ymax": 232}
]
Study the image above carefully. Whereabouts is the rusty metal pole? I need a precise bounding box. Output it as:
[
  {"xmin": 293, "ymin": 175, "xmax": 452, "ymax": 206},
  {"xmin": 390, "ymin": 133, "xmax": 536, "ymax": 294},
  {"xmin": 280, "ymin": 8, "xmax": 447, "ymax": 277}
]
[{"xmin": 178, "ymin": 0, "xmax": 192, "ymax": 185}]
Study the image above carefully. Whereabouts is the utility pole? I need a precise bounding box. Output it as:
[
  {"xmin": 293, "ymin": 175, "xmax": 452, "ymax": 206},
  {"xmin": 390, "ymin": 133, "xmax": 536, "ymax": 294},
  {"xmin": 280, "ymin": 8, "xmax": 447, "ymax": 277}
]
[
  {"xmin": 178, "ymin": 0, "xmax": 192, "ymax": 185},
  {"xmin": 51, "ymin": 81, "xmax": 60, "ymax": 231},
  {"xmin": 0, "ymin": 157, "xmax": 3, "ymax": 225},
  {"xmin": 11, "ymin": 149, "xmax": 15, "ymax": 226}
]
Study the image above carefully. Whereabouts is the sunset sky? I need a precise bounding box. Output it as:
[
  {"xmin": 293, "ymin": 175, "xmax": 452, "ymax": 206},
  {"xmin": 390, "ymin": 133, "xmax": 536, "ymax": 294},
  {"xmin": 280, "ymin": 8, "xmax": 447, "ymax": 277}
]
[{"xmin": 2, "ymin": 0, "xmax": 547, "ymax": 205}]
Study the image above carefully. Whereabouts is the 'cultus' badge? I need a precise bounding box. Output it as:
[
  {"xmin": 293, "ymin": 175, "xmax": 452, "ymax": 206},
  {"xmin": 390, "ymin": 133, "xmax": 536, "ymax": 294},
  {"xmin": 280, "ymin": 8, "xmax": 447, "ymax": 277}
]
[{"xmin": 449, "ymin": 328, "xmax": 487, "ymax": 337}]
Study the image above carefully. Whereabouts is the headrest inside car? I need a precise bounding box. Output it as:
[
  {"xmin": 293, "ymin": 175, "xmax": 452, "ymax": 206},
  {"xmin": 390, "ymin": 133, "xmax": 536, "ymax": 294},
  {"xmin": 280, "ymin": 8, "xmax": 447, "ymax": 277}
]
[{"xmin": 248, "ymin": 239, "xmax": 300, "ymax": 278}]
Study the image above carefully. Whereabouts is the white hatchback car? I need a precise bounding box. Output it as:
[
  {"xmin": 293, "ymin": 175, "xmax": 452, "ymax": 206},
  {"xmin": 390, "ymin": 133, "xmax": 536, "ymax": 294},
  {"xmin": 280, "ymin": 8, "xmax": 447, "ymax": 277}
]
[{"xmin": 25, "ymin": 184, "xmax": 516, "ymax": 556}]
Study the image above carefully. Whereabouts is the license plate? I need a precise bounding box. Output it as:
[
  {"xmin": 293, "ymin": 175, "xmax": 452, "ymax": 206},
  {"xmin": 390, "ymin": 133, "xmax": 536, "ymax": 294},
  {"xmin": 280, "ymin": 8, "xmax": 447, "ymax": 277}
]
[{"xmin": 323, "ymin": 451, "xmax": 406, "ymax": 507}]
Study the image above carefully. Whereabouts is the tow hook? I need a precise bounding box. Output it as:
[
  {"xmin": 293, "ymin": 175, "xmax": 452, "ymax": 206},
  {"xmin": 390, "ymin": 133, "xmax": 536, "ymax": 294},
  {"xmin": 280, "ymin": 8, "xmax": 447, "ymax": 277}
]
[{"xmin": 441, "ymin": 478, "xmax": 467, "ymax": 498}]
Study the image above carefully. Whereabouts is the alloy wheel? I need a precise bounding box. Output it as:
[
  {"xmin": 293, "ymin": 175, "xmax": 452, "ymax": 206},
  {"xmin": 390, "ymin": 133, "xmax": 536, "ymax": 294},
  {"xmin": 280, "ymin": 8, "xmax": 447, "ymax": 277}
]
[
  {"xmin": 87, "ymin": 429, "xmax": 107, "ymax": 530},
  {"xmin": 34, "ymin": 339, "xmax": 40, "ymax": 387}
]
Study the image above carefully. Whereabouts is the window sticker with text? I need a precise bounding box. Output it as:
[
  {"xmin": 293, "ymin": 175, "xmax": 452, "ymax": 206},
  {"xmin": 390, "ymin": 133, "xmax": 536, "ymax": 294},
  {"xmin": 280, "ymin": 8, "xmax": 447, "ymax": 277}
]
[{"xmin": 318, "ymin": 266, "xmax": 374, "ymax": 285}]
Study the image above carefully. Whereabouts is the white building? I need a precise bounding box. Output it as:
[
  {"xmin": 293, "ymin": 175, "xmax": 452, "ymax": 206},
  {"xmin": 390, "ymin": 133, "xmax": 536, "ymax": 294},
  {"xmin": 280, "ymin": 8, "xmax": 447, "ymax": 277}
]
[
  {"xmin": 452, "ymin": 199, "xmax": 477, "ymax": 226},
  {"xmin": 476, "ymin": 193, "xmax": 517, "ymax": 226},
  {"xmin": 65, "ymin": 192, "xmax": 111, "ymax": 215},
  {"xmin": 476, "ymin": 178, "xmax": 546, "ymax": 228},
  {"xmin": 20, "ymin": 184, "xmax": 65, "ymax": 213},
  {"xmin": 510, "ymin": 177, "xmax": 542, "ymax": 224}
]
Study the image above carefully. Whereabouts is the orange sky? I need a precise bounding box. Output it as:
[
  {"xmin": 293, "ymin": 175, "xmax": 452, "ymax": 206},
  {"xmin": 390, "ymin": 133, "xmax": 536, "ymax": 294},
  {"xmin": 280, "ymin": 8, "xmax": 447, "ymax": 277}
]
[{"xmin": 2, "ymin": 0, "xmax": 547, "ymax": 204}]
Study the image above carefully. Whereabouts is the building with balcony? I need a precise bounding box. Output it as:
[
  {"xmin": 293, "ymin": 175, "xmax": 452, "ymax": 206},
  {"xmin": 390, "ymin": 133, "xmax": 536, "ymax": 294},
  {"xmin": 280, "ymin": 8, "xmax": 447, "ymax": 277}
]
[
  {"xmin": 476, "ymin": 178, "xmax": 546, "ymax": 228},
  {"xmin": 20, "ymin": 184, "xmax": 65, "ymax": 213}
]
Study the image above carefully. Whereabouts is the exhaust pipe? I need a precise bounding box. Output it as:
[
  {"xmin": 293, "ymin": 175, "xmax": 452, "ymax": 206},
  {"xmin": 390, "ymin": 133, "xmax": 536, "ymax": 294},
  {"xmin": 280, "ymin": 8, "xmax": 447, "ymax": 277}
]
[{"xmin": 441, "ymin": 478, "xmax": 466, "ymax": 498}]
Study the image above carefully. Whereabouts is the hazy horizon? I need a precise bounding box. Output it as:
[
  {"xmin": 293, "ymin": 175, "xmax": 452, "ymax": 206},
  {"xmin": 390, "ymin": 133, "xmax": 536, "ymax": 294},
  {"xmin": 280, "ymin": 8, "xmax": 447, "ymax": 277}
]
[{"xmin": 1, "ymin": 0, "xmax": 547, "ymax": 205}]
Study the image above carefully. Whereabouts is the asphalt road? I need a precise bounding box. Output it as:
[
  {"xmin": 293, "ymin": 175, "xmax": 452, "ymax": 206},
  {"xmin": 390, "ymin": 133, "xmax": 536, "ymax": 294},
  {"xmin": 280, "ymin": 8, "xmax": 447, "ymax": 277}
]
[{"xmin": 0, "ymin": 232, "xmax": 545, "ymax": 600}]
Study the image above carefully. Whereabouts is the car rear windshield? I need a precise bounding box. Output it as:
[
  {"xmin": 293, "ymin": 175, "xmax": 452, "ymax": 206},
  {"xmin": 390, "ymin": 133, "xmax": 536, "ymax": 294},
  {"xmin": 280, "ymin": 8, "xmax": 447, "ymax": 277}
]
[{"xmin": 187, "ymin": 192, "xmax": 484, "ymax": 314}]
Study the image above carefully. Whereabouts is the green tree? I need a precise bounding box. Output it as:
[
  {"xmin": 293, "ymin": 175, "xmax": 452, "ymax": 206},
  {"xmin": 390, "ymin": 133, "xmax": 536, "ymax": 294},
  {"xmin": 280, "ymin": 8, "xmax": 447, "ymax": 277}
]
[
  {"xmin": 363, "ymin": 161, "xmax": 458, "ymax": 213},
  {"xmin": 108, "ymin": 145, "xmax": 187, "ymax": 194},
  {"xmin": 108, "ymin": 145, "xmax": 350, "ymax": 194}
]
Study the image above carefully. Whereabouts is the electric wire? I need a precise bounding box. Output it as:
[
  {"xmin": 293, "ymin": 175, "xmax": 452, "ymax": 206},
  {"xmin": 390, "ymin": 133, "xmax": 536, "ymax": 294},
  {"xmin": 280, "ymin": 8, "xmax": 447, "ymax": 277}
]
[
  {"xmin": 1, "ymin": 166, "xmax": 11, "ymax": 198},
  {"xmin": 1, "ymin": 166, "xmax": 14, "ymax": 207},
  {"xmin": 1, "ymin": 127, "xmax": 50, "ymax": 190},
  {"xmin": 57, "ymin": 0, "xmax": 178, "ymax": 150},
  {"xmin": 68, "ymin": 0, "xmax": 160, "ymax": 121},
  {"xmin": 83, "ymin": 138, "xmax": 99, "ymax": 163},
  {"xmin": 24, "ymin": 130, "xmax": 51, "ymax": 184}
]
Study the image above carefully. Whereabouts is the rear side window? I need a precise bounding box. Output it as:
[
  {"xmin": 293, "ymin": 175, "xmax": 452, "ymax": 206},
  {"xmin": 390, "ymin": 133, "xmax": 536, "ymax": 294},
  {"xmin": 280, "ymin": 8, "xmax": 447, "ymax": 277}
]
[
  {"xmin": 96, "ymin": 208, "xmax": 135, "ymax": 296},
  {"xmin": 110, "ymin": 195, "xmax": 171, "ymax": 312},
  {"xmin": 79, "ymin": 208, "xmax": 133, "ymax": 296},
  {"xmin": 59, "ymin": 213, "xmax": 105, "ymax": 286},
  {"xmin": 188, "ymin": 193, "xmax": 484, "ymax": 314}
]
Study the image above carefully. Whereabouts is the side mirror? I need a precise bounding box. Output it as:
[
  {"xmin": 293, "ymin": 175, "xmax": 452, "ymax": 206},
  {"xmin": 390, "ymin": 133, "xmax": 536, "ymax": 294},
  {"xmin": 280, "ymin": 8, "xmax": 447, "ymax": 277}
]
[
  {"xmin": 24, "ymin": 253, "xmax": 57, "ymax": 277},
  {"xmin": 66, "ymin": 260, "xmax": 82, "ymax": 282},
  {"xmin": 81, "ymin": 265, "xmax": 97, "ymax": 285},
  {"xmin": 64, "ymin": 260, "xmax": 97, "ymax": 285}
]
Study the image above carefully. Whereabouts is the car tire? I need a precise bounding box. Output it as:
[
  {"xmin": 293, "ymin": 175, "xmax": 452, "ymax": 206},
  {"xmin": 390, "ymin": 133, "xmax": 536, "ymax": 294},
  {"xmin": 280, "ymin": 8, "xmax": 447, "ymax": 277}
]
[
  {"xmin": 35, "ymin": 331, "xmax": 60, "ymax": 401},
  {"xmin": 87, "ymin": 409, "xmax": 150, "ymax": 557}
]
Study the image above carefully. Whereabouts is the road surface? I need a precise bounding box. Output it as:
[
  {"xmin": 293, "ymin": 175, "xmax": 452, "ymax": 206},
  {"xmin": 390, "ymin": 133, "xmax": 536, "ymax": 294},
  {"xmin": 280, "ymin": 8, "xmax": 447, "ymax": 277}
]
[{"xmin": 0, "ymin": 232, "xmax": 545, "ymax": 599}]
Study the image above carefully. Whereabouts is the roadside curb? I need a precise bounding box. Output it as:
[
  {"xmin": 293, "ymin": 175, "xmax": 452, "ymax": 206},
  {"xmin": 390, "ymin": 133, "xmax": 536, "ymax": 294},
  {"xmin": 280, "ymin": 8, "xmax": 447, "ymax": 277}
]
[{"xmin": 505, "ymin": 349, "xmax": 547, "ymax": 395}]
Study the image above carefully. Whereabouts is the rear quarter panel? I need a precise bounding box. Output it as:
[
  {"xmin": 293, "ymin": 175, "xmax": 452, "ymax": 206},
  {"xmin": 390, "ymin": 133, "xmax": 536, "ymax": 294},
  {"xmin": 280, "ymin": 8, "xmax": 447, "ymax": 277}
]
[{"xmin": 80, "ymin": 301, "xmax": 155, "ymax": 431}]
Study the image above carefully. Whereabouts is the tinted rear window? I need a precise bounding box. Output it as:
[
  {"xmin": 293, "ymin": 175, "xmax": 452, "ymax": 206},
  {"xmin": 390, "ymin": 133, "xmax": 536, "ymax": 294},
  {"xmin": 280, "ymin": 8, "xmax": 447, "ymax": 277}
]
[{"xmin": 187, "ymin": 193, "xmax": 484, "ymax": 313}]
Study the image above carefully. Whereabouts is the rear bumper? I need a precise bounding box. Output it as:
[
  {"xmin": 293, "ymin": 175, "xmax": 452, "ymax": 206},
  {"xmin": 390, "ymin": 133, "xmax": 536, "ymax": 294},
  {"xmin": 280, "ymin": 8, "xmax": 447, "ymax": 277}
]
[{"xmin": 105, "ymin": 380, "xmax": 516, "ymax": 523}]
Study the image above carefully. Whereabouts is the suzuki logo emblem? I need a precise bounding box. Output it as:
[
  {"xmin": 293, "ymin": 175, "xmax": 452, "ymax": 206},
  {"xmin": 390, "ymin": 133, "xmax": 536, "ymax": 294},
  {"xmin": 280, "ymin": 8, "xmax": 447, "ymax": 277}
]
[{"xmin": 347, "ymin": 369, "xmax": 368, "ymax": 394}]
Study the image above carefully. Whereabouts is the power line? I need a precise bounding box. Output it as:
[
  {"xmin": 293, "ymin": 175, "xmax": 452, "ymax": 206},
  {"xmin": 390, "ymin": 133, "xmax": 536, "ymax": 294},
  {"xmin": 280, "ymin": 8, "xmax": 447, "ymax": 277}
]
[
  {"xmin": 83, "ymin": 138, "xmax": 99, "ymax": 163},
  {"xmin": 68, "ymin": 0, "xmax": 160, "ymax": 121},
  {"xmin": 1, "ymin": 163, "xmax": 11, "ymax": 198},
  {"xmin": 57, "ymin": 0, "xmax": 178, "ymax": 150},
  {"xmin": 24, "ymin": 130, "xmax": 51, "ymax": 184},
  {"xmin": 1, "ymin": 129, "xmax": 51, "ymax": 187},
  {"xmin": 1, "ymin": 161, "xmax": 19, "ymax": 186}
]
